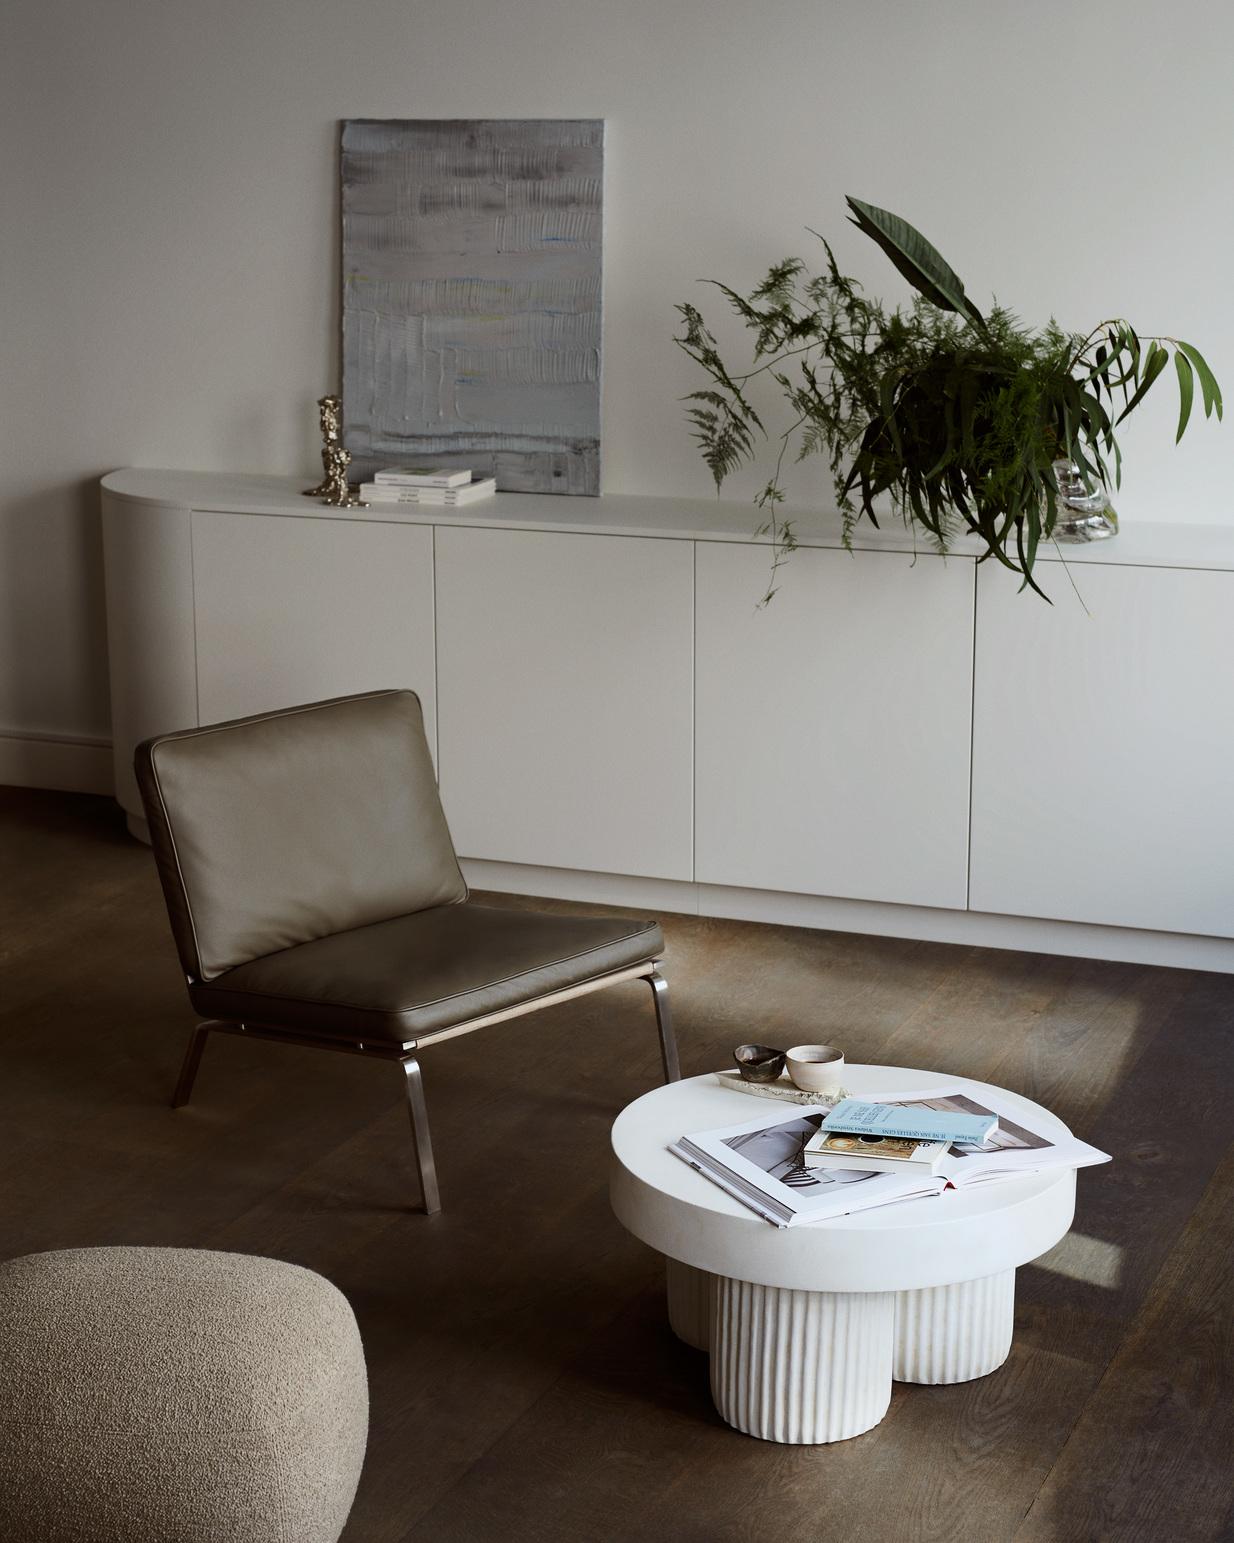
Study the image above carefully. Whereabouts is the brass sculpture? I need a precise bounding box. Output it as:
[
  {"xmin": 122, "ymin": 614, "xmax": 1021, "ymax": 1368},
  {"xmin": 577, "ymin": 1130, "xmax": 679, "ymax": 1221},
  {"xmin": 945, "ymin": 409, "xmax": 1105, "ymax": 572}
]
[{"xmin": 304, "ymin": 395, "xmax": 366, "ymax": 508}]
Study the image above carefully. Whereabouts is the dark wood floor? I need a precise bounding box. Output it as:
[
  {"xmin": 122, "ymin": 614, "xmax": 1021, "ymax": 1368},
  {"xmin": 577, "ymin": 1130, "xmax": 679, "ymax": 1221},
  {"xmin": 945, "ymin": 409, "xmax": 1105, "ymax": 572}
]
[{"xmin": 4, "ymin": 787, "xmax": 1234, "ymax": 1542}]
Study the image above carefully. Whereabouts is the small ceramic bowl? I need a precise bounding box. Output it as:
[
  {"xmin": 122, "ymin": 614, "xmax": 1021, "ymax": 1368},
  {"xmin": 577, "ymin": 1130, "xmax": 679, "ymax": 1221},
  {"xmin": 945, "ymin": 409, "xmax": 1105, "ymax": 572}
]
[
  {"xmin": 733, "ymin": 1043, "xmax": 787, "ymax": 1083},
  {"xmin": 785, "ymin": 1044, "xmax": 845, "ymax": 1094}
]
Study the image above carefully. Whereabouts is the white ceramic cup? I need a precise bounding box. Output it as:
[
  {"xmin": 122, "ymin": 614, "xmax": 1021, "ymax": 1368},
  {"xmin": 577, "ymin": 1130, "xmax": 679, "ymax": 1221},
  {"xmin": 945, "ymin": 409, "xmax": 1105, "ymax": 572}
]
[{"xmin": 785, "ymin": 1044, "xmax": 846, "ymax": 1094}]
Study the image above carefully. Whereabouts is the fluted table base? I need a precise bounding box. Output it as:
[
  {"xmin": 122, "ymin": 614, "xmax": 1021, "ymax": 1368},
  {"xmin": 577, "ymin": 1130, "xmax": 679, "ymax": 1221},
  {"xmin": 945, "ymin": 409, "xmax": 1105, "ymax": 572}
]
[
  {"xmin": 665, "ymin": 1263, "xmax": 1017, "ymax": 1443},
  {"xmin": 665, "ymin": 1258, "xmax": 713, "ymax": 1351},
  {"xmin": 711, "ymin": 1278, "xmax": 895, "ymax": 1443},
  {"xmin": 893, "ymin": 1269, "xmax": 1016, "ymax": 1383}
]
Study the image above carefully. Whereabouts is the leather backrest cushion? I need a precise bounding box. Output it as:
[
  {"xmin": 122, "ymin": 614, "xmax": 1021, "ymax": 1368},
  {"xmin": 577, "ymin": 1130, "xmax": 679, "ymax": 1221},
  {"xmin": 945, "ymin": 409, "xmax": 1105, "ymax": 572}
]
[{"xmin": 136, "ymin": 690, "xmax": 466, "ymax": 980}]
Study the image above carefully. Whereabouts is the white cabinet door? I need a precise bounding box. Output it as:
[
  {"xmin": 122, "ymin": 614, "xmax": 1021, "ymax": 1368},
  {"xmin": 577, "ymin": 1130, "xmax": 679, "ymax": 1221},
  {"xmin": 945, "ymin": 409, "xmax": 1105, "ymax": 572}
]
[
  {"xmin": 694, "ymin": 543, "xmax": 974, "ymax": 908},
  {"xmin": 970, "ymin": 561, "xmax": 1234, "ymax": 937},
  {"xmin": 435, "ymin": 526, "xmax": 694, "ymax": 879},
  {"xmin": 102, "ymin": 494, "xmax": 198, "ymax": 820},
  {"xmin": 192, "ymin": 511, "xmax": 437, "ymax": 752}
]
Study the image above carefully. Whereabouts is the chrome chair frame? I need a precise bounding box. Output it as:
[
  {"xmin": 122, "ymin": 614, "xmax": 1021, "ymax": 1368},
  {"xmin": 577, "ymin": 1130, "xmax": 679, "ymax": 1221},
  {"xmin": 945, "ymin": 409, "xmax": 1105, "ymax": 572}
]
[{"xmin": 172, "ymin": 961, "xmax": 679, "ymax": 1215}]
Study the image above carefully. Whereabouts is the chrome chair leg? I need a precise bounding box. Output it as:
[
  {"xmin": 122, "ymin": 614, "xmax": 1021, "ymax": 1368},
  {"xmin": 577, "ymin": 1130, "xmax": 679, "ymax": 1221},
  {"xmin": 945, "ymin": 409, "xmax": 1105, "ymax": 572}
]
[
  {"xmin": 171, "ymin": 1022, "xmax": 213, "ymax": 1108},
  {"xmin": 400, "ymin": 1055, "xmax": 442, "ymax": 1216},
  {"xmin": 648, "ymin": 970, "xmax": 681, "ymax": 1083}
]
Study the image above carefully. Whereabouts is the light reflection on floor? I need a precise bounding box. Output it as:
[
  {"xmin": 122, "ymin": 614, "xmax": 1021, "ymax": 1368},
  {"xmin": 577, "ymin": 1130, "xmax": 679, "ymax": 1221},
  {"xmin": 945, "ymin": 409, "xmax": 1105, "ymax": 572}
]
[{"xmin": 1034, "ymin": 1230, "xmax": 1123, "ymax": 1289}]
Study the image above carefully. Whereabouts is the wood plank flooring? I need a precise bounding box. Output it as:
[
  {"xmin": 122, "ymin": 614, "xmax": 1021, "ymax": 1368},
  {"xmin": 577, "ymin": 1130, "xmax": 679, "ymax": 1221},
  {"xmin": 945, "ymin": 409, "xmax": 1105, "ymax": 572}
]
[{"xmin": 3, "ymin": 787, "xmax": 1233, "ymax": 1542}]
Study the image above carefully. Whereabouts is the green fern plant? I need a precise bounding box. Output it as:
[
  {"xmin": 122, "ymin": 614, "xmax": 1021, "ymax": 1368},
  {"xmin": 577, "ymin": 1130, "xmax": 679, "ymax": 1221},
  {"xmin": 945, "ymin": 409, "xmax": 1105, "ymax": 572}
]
[{"xmin": 675, "ymin": 197, "xmax": 1222, "ymax": 600}]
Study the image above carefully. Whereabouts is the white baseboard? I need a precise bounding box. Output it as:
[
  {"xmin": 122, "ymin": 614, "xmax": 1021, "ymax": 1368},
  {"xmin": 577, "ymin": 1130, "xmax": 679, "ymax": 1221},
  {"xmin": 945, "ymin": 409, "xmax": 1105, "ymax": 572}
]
[
  {"xmin": 696, "ymin": 883, "xmax": 1234, "ymax": 974},
  {"xmin": 0, "ymin": 730, "xmax": 114, "ymax": 796},
  {"xmin": 461, "ymin": 858, "xmax": 1234, "ymax": 974}
]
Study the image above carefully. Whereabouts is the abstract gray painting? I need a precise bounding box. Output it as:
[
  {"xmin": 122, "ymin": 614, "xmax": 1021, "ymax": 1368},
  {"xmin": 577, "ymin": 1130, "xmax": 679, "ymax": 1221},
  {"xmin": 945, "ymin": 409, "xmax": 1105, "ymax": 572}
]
[{"xmin": 341, "ymin": 118, "xmax": 603, "ymax": 495}]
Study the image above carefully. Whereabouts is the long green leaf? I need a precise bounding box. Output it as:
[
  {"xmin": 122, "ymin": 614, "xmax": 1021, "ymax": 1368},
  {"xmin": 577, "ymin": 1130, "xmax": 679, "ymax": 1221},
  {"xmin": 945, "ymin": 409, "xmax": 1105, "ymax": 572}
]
[
  {"xmin": 1079, "ymin": 389, "xmax": 1112, "ymax": 450},
  {"xmin": 1109, "ymin": 329, "xmax": 1131, "ymax": 409},
  {"xmin": 1175, "ymin": 341, "xmax": 1223, "ymax": 421},
  {"xmin": 1174, "ymin": 350, "xmax": 1194, "ymax": 443},
  {"xmin": 1025, "ymin": 505, "xmax": 1041, "ymax": 576},
  {"xmin": 1085, "ymin": 342, "xmax": 1138, "ymax": 393},
  {"xmin": 845, "ymin": 196, "xmax": 985, "ymax": 329},
  {"xmin": 1115, "ymin": 341, "xmax": 1169, "ymax": 424},
  {"xmin": 878, "ymin": 368, "xmax": 903, "ymax": 458}
]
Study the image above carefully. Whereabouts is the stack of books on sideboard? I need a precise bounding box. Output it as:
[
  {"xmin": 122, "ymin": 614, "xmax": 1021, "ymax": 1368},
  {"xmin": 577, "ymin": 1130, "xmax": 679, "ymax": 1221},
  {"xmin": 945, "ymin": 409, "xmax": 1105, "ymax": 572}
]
[{"xmin": 360, "ymin": 467, "xmax": 497, "ymax": 506}]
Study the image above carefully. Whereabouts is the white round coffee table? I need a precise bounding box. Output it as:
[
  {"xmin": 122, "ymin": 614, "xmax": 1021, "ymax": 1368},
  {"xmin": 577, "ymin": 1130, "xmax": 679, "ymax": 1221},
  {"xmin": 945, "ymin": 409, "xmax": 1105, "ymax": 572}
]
[{"xmin": 610, "ymin": 1065, "xmax": 1076, "ymax": 1444}]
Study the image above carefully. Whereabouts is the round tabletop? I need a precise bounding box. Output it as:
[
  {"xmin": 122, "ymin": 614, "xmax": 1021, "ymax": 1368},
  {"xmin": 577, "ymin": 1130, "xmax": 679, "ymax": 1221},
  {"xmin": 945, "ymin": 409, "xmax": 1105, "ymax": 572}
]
[{"xmin": 610, "ymin": 1066, "xmax": 1076, "ymax": 1293}]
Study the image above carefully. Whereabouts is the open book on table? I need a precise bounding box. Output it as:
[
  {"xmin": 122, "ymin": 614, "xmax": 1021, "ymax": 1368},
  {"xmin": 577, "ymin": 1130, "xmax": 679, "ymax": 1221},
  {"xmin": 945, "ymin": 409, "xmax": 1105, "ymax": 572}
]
[{"xmin": 670, "ymin": 1084, "xmax": 1110, "ymax": 1228}]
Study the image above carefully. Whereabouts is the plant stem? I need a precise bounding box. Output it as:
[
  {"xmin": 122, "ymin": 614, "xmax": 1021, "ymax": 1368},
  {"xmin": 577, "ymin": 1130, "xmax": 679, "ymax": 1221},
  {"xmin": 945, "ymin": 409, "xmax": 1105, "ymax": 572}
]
[{"xmin": 756, "ymin": 412, "xmax": 809, "ymax": 604}]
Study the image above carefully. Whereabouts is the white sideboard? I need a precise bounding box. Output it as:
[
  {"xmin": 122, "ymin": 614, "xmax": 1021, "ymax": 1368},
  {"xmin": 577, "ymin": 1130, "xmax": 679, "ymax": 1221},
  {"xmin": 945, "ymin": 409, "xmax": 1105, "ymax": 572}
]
[
  {"xmin": 971, "ymin": 561, "xmax": 1234, "ymax": 936},
  {"xmin": 435, "ymin": 525, "xmax": 694, "ymax": 881},
  {"xmin": 694, "ymin": 541, "xmax": 974, "ymax": 910},
  {"xmin": 100, "ymin": 470, "xmax": 1234, "ymax": 972},
  {"xmin": 192, "ymin": 511, "xmax": 437, "ymax": 739}
]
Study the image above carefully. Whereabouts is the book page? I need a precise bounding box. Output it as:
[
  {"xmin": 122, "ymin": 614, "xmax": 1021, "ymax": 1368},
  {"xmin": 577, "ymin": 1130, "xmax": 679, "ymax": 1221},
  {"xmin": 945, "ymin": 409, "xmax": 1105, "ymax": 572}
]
[{"xmin": 872, "ymin": 1086, "xmax": 1110, "ymax": 1180}]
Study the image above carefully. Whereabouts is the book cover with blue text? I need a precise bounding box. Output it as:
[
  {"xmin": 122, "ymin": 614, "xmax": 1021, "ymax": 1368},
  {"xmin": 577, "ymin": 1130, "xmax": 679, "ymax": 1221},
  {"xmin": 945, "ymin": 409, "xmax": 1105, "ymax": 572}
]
[{"xmin": 821, "ymin": 1099, "xmax": 998, "ymax": 1145}]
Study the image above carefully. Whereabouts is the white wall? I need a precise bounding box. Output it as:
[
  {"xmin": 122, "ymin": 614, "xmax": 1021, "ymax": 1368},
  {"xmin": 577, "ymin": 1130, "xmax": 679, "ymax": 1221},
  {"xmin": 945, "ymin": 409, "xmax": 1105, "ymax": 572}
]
[{"xmin": 4, "ymin": 0, "xmax": 1232, "ymax": 748}]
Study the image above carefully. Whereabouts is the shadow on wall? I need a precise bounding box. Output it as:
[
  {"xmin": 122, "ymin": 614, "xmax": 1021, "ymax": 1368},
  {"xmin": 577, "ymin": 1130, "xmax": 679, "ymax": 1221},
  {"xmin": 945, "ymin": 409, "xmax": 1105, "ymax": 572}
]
[{"xmin": 0, "ymin": 475, "xmax": 113, "ymax": 743}]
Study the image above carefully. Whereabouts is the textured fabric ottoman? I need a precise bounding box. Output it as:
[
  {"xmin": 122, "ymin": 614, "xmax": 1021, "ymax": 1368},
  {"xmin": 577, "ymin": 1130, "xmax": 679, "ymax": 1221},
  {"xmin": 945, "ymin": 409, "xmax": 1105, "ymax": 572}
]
[{"xmin": 0, "ymin": 1247, "xmax": 368, "ymax": 1543}]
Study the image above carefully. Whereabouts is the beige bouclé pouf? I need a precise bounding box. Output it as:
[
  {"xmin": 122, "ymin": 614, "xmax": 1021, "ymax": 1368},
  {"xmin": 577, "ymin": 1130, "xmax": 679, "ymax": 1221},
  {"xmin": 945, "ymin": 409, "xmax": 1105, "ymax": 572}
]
[{"xmin": 0, "ymin": 1246, "xmax": 368, "ymax": 1543}]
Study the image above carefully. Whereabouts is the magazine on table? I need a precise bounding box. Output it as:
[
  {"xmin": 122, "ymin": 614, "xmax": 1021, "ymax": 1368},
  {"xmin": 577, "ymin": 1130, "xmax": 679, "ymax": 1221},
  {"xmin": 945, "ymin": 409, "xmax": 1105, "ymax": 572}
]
[
  {"xmin": 670, "ymin": 1084, "xmax": 1109, "ymax": 1228},
  {"xmin": 670, "ymin": 1108, "xmax": 945, "ymax": 1227}
]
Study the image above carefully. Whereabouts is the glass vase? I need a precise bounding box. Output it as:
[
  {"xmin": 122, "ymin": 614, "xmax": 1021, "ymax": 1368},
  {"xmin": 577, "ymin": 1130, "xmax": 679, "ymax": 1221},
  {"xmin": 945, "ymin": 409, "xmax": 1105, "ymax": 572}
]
[{"xmin": 1051, "ymin": 459, "xmax": 1118, "ymax": 542}]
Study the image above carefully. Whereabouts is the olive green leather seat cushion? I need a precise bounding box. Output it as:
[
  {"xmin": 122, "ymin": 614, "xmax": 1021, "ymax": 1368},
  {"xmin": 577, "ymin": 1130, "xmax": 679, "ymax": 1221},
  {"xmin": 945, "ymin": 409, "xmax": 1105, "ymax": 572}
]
[{"xmin": 192, "ymin": 902, "xmax": 663, "ymax": 1043}]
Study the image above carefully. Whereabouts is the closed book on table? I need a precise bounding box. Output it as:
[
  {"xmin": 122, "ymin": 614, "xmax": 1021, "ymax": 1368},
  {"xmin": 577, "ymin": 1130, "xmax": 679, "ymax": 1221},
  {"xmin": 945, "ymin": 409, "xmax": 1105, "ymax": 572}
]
[
  {"xmin": 373, "ymin": 466, "xmax": 472, "ymax": 488},
  {"xmin": 821, "ymin": 1099, "xmax": 998, "ymax": 1146},
  {"xmin": 804, "ymin": 1131, "xmax": 950, "ymax": 1174}
]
